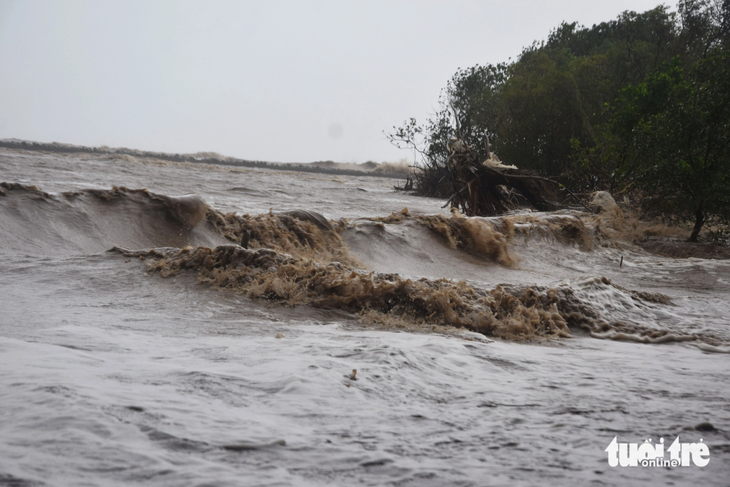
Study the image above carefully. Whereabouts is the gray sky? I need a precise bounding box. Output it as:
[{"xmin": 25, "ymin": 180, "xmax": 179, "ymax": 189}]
[{"xmin": 1, "ymin": 0, "xmax": 670, "ymax": 163}]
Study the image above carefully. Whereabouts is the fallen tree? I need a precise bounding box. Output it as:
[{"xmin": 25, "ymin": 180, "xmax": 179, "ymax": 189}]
[
  {"xmin": 443, "ymin": 139, "xmax": 560, "ymax": 215},
  {"xmin": 387, "ymin": 103, "xmax": 587, "ymax": 216},
  {"xmin": 440, "ymin": 105, "xmax": 581, "ymax": 216}
]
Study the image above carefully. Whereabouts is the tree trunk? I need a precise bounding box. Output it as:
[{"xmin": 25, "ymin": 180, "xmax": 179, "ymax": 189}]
[{"xmin": 689, "ymin": 205, "xmax": 704, "ymax": 242}]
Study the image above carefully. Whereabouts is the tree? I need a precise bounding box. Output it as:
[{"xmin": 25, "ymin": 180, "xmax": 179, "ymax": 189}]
[
  {"xmin": 389, "ymin": 6, "xmax": 682, "ymax": 185},
  {"xmin": 387, "ymin": 2, "xmax": 730, "ymax": 237},
  {"xmin": 499, "ymin": 6, "xmax": 679, "ymax": 179},
  {"xmin": 613, "ymin": 51, "xmax": 730, "ymax": 241},
  {"xmin": 386, "ymin": 63, "xmax": 508, "ymax": 197}
]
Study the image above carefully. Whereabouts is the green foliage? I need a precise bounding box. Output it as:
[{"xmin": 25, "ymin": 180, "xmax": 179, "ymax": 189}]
[
  {"xmin": 446, "ymin": 63, "xmax": 508, "ymax": 161},
  {"xmin": 614, "ymin": 49, "xmax": 730, "ymax": 240},
  {"xmin": 499, "ymin": 5, "xmax": 680, "ymax": 177}
]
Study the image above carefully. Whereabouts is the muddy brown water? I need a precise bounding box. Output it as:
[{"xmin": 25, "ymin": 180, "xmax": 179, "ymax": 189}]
[{"xmin": 1, "ymin": 147, "xmax": 729, "ymax": 486}]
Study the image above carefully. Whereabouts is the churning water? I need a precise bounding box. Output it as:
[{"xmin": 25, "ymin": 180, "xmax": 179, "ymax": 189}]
[{"xmin": 1, "ymin": 147, "xmax": 728, "ymax": 486}]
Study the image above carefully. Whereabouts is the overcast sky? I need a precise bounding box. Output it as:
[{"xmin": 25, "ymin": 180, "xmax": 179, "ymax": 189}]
[{"xmin": 1, "ymin": 0, "xmax": 671, "ymax": 163}]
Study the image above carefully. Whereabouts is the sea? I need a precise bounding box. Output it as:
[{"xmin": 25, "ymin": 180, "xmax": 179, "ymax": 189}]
[{"xmin": 1, "ymin": 145, "xmax": 728, "ymax": 486}]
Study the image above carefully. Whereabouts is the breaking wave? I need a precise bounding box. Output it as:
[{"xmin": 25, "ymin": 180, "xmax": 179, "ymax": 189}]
[
  {"xmin": 111, "ymin": 244, "xmax": 714, "ymax": 345},
  {"xmin": 2, "ymin": 182, "xmax": 723, "ymax": 346},
  {"xmin": 0, "ymin": 182, "xmax": 224, "ymax": 255}
]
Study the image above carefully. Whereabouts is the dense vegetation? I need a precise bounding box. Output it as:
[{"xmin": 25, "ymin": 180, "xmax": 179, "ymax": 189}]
[{"xmin": 388, "ymin": 0, "xmax": 729, "ymax": 241}]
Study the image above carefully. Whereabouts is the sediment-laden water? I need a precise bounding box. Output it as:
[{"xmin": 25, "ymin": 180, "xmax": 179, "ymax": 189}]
[{"xmin": 1, "ymin": 146, "xmax": 728, "ymax": 486}]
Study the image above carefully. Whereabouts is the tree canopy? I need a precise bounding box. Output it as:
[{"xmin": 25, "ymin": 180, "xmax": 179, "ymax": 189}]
[{"xmin": 388, "ymin": 0, "xmax": 730, "ymax": 240}]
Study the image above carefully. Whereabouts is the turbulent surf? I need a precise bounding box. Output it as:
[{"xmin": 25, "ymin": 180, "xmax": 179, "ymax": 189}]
[{"xmin": 1, "ymin": 145, "xmax": 729, "ymax": 486}]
